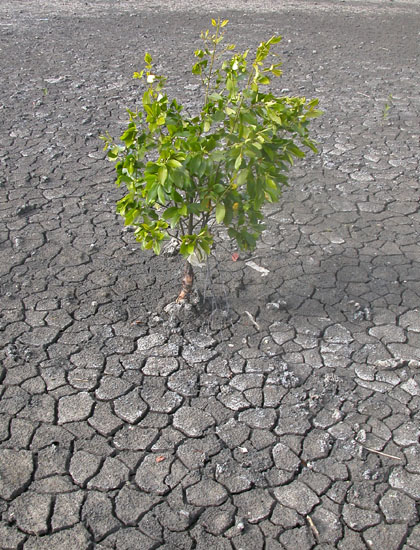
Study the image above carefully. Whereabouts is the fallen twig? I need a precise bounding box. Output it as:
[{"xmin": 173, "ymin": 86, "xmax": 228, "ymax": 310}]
[
  {"xmin": 243, "ymin": 311, "xmax": 260, "ymax": 331},
  {"xmin": 360, "ymin": 445, "xmax": 403, "ymax": 461},
  {"xmin": 306, "ymin": 515, "xmax": 320, "ymax": 541}
]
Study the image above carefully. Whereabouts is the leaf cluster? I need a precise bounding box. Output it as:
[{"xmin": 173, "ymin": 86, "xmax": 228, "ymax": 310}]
[{"xmin": 102, "ymin": 18, "xmax": 322, "ymax": 264}]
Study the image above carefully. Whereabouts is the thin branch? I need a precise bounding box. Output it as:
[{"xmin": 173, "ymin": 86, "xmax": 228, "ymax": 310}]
[
  {"xmin": 204, "ymin": 23, "xmax": 221, "ymax": 106},
  {"xmin": 178, "ymin": 218, "xmax": 186, "ymax": 237}
]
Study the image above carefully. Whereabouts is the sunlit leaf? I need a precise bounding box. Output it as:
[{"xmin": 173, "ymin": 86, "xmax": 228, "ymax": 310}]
[{"xmin": 215, "ymin": 203, "xmax": 226, "ymax": 223}]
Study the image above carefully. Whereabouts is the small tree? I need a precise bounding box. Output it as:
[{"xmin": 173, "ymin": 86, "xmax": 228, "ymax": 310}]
[{"xmin": 102, "ymin": 19, "xmax": 321, "ymax": 302}]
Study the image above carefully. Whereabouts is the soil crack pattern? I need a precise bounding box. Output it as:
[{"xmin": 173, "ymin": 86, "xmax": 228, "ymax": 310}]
[{"xmin": 0, "ymin": 1, "xmax": 420, "ymax": 549}]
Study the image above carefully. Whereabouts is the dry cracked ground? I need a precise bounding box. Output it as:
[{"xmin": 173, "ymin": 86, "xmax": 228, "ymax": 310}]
[{"xmin": 1, "ymin": 1, "xmax": 420, "ymax": 549}]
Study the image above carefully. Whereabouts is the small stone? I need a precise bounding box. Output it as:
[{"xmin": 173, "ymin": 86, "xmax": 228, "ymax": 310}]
[{"xmin": 186, "ymin": 479, "xmax": 228, "ymax": 506}]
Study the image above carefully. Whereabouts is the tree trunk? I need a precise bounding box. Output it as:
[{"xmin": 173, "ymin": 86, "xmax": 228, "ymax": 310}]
[{"xmin": 176, "ymin": 261, "xmax": 194, "ymax": 303}]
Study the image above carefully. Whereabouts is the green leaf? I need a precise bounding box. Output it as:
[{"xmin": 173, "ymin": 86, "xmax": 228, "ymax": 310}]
[
  {"xmin": 236, "ymin": 168, "xmax": 249, "ymax": 187},
  {"xmin": 153, "ymin": 241, "xmax": 162, "ymax": 255},
  {"xmin": 187, "ymin": 203, "xmax": 201, "ymax": 215},
  {"xmin": 144, "ymin": 52, "xmax": 152, "ymax": 64},
  {"xmin": 178, "ymin": 203, "xmax": 188, "ymax": 216},
  {"xmin": 162, "ymin": 206, "xmax": 178, "ymax": 220},
  {"xmin": 215, "ymin": 203, "xmax": 226, "ymax": 223},
  {"xmin": 157, "ymin": 185, "xmax": 166, "ymax": 204},
  {"xmin": 234, "ymin": 154, "xmax": 242, "ymax": 170},
  {"xmin": 157, "ymin": 165, "xmax": 168, "ymax": 185},
  {"xmin": 120, "ymin": 126, "xmax": 136, "ymax": 147},
  {"xmin": 107, "ymin": 146, "xmax": 120, "ymax": 160},
  {"xmin": 167, "ymin": 159, "xmax": 182, "ymax": 169}
]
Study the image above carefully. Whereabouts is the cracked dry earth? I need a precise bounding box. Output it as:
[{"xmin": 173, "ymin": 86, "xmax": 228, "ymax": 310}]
[{"xmin": 1, "ymin": 1, "xmax": 420, "ymax": 549}]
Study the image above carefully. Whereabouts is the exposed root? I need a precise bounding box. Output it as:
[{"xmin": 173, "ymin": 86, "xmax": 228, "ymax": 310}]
[{"xmin": 176, "ymin": 262, "xmax": 194, "ymax": 303}]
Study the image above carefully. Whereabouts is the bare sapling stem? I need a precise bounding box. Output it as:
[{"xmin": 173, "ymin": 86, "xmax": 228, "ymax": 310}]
[{"xmin": 176, "ymin": 261, "xmax": 194, "ymax": 302}]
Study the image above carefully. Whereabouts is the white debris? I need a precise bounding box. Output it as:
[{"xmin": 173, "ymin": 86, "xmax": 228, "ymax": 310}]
[{"xmin": 245, "ymin": 261, "xmax": 270, "ymax": 276}]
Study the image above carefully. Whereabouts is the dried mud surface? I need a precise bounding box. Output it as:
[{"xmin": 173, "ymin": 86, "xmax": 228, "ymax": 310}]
[{"xmin": 1, "ymin": 1, "xmax": 420, "ymax": 549}]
